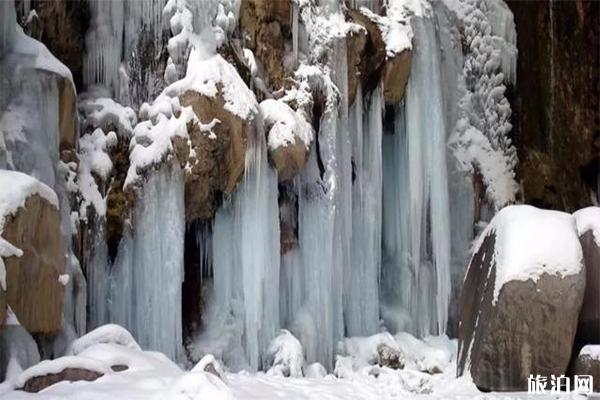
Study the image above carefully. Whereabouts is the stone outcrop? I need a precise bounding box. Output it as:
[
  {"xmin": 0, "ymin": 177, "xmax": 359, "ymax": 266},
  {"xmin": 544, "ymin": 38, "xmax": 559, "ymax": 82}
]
[
  {"xmin": 573, "ymin": 346, "xmax": 600, "ymax": 392},
  {"xmin": 21, "ymin": 367, "xmax": 104, "ymax": 393},
  {"xmin": 177, "ymin": 90, "xmax": 250, "ymax": 221},
  {"xmin": 58, "ymin": 79, "xmax": 78, "ymax": 161},
  {"xmin": 507, "ymin": 0, "xmax": 599, "ymax": 211},
  {"xmin": 346, "ymin": 9, "xmax": 386, "ymax": 105},
  {"xmin": 239, "ymin": 0, "xmax": 292, "ymax": 91},
  {"xmin": 382, "ymin": 50, "xmax": 412, "ymax": 105},
  {"xmin": 0, "ymin": 325, "xmax": 40, "ymax": 381},
  {"xmin": 457, "ymin": 212, "xmax": 586, "ymax": 391},
  {"xmin": 3, "ymin": 195, "xmax": 66, "ymax": 334}
]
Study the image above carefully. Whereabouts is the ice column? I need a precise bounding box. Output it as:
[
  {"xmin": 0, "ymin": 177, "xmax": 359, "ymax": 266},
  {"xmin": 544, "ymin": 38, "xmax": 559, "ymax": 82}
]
[
  {"xmin": 346, "ymin": 84, "xmax": 383, "ymax": 336},
  {"xmin": 210, "ymin": 123, "xmax": 281, "ymax": 370},
  {"xmin": 381, "ymin": 16, "xmax": 451, "ymax": 337}
]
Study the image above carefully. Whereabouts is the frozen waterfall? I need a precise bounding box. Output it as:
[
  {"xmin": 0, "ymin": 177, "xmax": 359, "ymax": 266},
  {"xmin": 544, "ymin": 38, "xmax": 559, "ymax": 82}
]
[{"xmin": 381, "ymin": 15, "xmax": 451, "ymax": 337}]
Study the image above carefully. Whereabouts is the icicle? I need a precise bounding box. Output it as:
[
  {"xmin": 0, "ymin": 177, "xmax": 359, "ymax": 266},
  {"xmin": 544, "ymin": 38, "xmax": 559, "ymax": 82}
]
[
  {"xmin": 292, "ymin": 2, "xmax": 299, "ymax": 68},
  {"xmin": 345, "ymin": 84, "xmax": 383, "ymax": 336},
  {"xmin": 208, "ymin": 122, "xmax": 280, "ymax": 370},
  {"xmin": 0, "ymin": 0, "xmax": 16, "ymax": 56},
  {"xmin": 381, "ymin": 16, "xmax": 451, "ymax": 337}
]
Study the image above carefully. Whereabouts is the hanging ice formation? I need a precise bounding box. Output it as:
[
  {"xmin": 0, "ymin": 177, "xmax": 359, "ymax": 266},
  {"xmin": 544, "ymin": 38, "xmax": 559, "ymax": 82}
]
[
  {"xmin": 380, "ymin": 13, "xmax": 451, "ymax": 337},
  {"xmin": 84, "ymin": 0, "xmax": 167, "ymax": 107}
]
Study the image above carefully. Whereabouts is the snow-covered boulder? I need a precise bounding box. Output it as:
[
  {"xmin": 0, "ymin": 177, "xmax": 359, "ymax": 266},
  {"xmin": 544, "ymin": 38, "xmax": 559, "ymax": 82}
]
[
  {"xmin": 0, "ymin": 324, "xmax": 40, "ymax": 382},
  {"xmin": 573, "ymin": 345, "xmax": 600, "ymax": 392},
  {"xmin": 67, "ymin": 324, "xmax": 141, "ymax": 356},
  {"xmin": 264, "ymin": 329, "xmax": 304, "ymax": 378},
  {"xmin": 160, "ymin": 370, "xmax": 237, "ymax": 400},
  {"xmin": 15, "ymin": 356, "xmax": 110, "ymax": 392},
  {"xmin": 574, "ymin": 207, "xmax": 600, "ymax": 344},
  {"xmin": 260, "ymin": 99, "xmax": 313, "ymax": 182},
  {"xmin": 0, "ymin": 170, "xmax": 65, "ymax": 334},
  {"xmin": 457, "ymin": 205, "xmax": 585, "ymax": 391}
]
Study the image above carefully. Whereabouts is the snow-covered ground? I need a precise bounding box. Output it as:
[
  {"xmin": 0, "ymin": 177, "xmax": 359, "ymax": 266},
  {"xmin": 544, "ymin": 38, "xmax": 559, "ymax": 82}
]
[{"xmin": 0, "ymin": 325, "xmax": 589, "ymax": 399}]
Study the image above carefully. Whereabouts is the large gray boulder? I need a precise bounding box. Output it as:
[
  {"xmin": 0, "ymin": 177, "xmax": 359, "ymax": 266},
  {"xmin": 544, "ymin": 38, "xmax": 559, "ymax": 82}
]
[{"xmin": 457, "ymin": 205, "xmax": 585, "ymax": 391}]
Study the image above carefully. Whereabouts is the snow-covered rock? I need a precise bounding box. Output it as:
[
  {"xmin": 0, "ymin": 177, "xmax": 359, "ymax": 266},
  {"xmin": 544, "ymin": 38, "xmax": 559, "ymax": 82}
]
[
  {"xmin": 67, "ymin": 324, "xmax": 141, "ymax": 356},
  {"xmin": 458, "ymin": 205, "xmax": 585, "ymax": 391},
  {"xmin": 573, "ymin": 207, "xmax": 600, "ymax": 345},
  {"xmin": 0, "ymin": 170, "xmax": 65, "ymax": 334},
  {"xmin": 265, "ymin": 329, "xmax": 304, "ymax": 378},
  {"xmin": 574, "ymin": 345, "xmax": 600, "ymax": 392},
  {"xmin": 15, "ymin": 355, "xmax": 110, "ymax": 392},
  {"xmin": 260, "ymin": 99, "xmax": 313, "ymax": 182}
]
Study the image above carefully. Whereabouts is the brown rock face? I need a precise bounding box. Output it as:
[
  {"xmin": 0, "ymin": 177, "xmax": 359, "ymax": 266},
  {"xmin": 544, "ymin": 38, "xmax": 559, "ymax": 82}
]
[
  {"xmin": 507, "ymin": 1, "xmax": 600, "ymax": 211},
  {"xmin": 58, "ymin": 78, "xmax": 78, "ymax": 159},
  {"xmin": 382, "ymin": 50, "xmax": 412, "ymax": 105},
  {"xmin": 21, "ymin": 367, "xmax": 103, "ymax": 393},
  {"xmin": 239, "ymin": 0, "xmax": 292, "ymax": 91},
  {"xmin": 573, "ymin": 347, "xmax": 600, "ymax": 392},
  {"xmin": 3, "ymin": 195, "xmax": 65, "ymax": 334},
  {"xmin": 178, "ymin": 90, "xmax": 249, "ymax": 221},
  {"xmin": 271, "ymin": 141, "xmax": 308, "ymax": 183},
  {"xmin": 457, "ymin": 232, "xmax": 585, "ymax": 391},
  {"xmin": 346, "ymin": 9, "xmax": 386, "ymax": 105}
]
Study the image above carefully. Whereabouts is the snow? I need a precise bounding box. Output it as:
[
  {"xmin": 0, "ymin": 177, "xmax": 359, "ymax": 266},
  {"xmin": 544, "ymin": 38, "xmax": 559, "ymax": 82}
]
[
  {"xmin": 265, "ymin": 330, "xmax": 305, "ymax": 378},
  {"xmin": 77, "ymin": 128, "xmax": 118, "ymax": 218},
  {"xmin": 573, "ymin": 207, "xmax": 600, "ymax": 246},
  {"xmin": 68, "ymin": 324, "xmax": 142, "ymax": 356},
  {"xmin": 58, "ymin": 274, "xmax": 70, "ymax": 286},
  {"xmin": 259, "ymin": 99, "xmax": 313, "ymax": 150},
  {"xmin": 79, "ymin": 96, "xmax": 137, "ymax": 136},
  {"xmin": 4, "ymin": 26, "xmax": 73, "ymax": 81},
  {"xmin": 473, "ymin": 205, "xmax": 584, "ymax": 303},
  {"xmin": 579, "ymin": 345, "xmax": 600, "ymax": 361}
]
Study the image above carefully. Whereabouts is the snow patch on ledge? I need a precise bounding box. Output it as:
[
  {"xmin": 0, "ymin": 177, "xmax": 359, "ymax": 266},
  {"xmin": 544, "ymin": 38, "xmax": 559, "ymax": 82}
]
[
  {"xmin": 260, "ymin": 99, "xmax": 313, "ymax": 150},
  {"xmin": 473, "ymin": 205, "xmax": 583, "ymax": 303},
  {"xmin": 573, "ymin": 207, "xmax": 600, "ymax": 246}
]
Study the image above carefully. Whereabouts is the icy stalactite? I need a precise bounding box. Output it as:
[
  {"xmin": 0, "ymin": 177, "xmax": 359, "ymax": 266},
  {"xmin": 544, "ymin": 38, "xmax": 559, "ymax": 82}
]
[
  {"xmin": 345, "ymin": 84, "xmax": 383, "ymax": 336},
  {"xmin": 381, "ymin": 16, "xmax": 451, "ymax": 337},
  {"xmin": 86, "ymin": 165, "xmax": 185, "ymax": 361},
  {"xmin": 208, "ymin": 124, "xmax": 280, "ymax": 370},
  {"xmin": 84, "ymin": 0, "xmax": 167, "ymax": 106},
  {"xmin": 0, "ymin": 0, "xmax": 16, "ymax": 56}
]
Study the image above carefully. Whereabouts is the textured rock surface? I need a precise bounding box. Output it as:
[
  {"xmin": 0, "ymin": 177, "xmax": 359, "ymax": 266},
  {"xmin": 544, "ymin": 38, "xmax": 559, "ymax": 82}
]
[
  {"xmin": 178, "ymin": 90, "xmax": 249, "ymax": 221},
  {"xmin": 0, "ymin": 325, "xmax": 40, "ymax": 382},
  {"xmin": 507, "ymin": 0, "xmax": 599, "ymax": 211},
  {"xmin": 382, "ymin": 50, "xmax": 412, "ymax": 105},
  {"xmin": 346, "ymin": 9, "xmax": 386, "ymax": 105},
  {"xmin": 3, "ymin": 195, "xmax": 66, "ymax": 334},
  {"xmin": 58, "ymin": 79, "xmax": 78, "ymax": 160},
  {"xmin": 457, "ymin": 232, "xmax": 585, "ymax": 391},
  {"xmin": 377, "ymin": 343, "xmax": 404, "ymax": 370},
  {"xmin": 239, "ymin": 0, "xmax": 292, "ymax": 91},
  {"xmin": 21, "ymin": 367, "xmax": 104, "ymax": 393}
]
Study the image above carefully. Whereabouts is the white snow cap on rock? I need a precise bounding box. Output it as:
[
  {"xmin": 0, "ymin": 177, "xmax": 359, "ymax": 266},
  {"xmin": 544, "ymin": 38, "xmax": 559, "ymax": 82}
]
[
  {"xmin": 573, "ymin": 207, "xmax": 600, "ymax": 246},
  {"xmin": 260, "ymin": 99, "xmax": 313, "ymax": 150},
  {"xmin": 15, "ymin": 356, "xmax": 111, "ymax": 389},
  {"xmin": 474, "ymin": 205, "xmax": 584, "ymax": 303},
  {"xmin": 580, "ymin": 345, "xmax": 600, "ymax": 361},
  {"xmin": 67, "ymin": 324, "xmax": 142, "ymax": 356}
]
